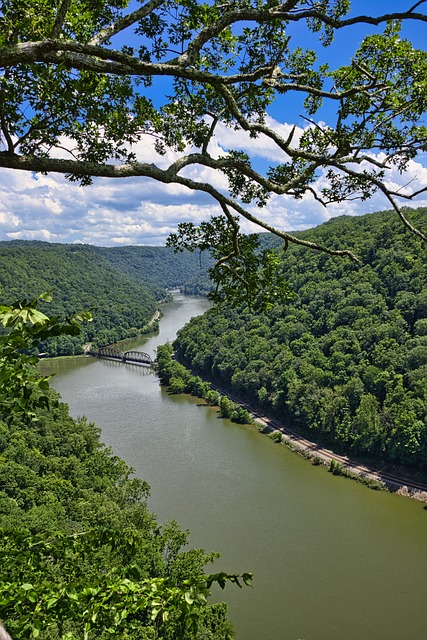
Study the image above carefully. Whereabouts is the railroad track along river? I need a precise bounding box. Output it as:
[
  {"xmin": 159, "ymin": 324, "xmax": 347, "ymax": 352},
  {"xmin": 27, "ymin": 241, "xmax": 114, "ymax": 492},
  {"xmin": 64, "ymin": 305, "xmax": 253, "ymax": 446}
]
[{"xmin": 209, "ymin": 382, "xmax": 427, "ymax": 501}]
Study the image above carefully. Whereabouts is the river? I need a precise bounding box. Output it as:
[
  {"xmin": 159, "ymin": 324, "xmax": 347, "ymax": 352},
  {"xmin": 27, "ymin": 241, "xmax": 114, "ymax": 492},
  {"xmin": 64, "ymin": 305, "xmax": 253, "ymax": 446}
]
[{"xmin": 40, "ymin": 295, "xmax": 427, "ymax": 640}]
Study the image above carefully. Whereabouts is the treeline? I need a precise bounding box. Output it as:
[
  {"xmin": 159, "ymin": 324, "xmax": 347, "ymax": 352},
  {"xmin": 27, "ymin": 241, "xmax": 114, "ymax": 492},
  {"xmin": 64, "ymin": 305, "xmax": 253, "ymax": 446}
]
[
  {"xmin": 173, "ymin": 208, "xmax": 427, "ymax": 473},
  {"xmin": 0, "ymin": 241, "xmax": 210, "ymax": 355},
  {"xmin": 0, "ymin": 301, "xmax": 240, "ymax": 639},
  {"xmin": 157, "ymin": 344, "xmax": 252, "ymax": 425}
]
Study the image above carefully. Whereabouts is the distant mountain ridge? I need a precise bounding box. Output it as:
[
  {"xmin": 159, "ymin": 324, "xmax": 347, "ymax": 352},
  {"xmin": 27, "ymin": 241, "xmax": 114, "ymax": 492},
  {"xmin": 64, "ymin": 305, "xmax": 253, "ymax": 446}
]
[
  {"xmin": 92, "ymin": 244, "xmax": 213, "ymax": 295},
  {"xmin": 0, "ymin": 240, "xmax": 211, "ymax": 355}
]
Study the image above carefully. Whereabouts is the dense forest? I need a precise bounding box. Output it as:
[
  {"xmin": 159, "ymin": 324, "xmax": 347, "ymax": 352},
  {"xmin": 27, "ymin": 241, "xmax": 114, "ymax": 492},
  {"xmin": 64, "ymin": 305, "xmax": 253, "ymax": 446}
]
[
  {"xmin": 93, "ymin": 245, "xmax": 212, "ymax": 296},
  {"xmin": 173, "ymin": 208, "xmax": 427, "ymax": 474},
  {"xmin": 0, "ymin": 242, "xmax": 210, "ymax": 355}
]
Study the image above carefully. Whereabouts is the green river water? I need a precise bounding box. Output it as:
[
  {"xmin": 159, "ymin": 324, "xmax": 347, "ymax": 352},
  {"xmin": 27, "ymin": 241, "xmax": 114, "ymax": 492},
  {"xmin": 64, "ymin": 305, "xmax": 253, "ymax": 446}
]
[{"xmin": 40, "ymin": 295, "xmax": 427, "ymax": 640}]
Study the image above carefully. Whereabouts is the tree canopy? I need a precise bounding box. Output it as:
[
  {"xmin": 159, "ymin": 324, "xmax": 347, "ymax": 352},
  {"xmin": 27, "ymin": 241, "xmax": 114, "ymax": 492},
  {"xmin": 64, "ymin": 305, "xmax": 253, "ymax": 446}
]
[{"xmin": 0, "ymin": 0, "xmax": 426, "ymax": 297}]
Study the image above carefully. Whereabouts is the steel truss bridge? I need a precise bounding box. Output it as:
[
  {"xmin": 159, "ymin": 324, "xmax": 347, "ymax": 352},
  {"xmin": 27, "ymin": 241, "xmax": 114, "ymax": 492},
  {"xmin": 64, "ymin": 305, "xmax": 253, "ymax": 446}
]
[{"xmin": 87, "ymin": 345, "xmax": 152, "ymax": 367}]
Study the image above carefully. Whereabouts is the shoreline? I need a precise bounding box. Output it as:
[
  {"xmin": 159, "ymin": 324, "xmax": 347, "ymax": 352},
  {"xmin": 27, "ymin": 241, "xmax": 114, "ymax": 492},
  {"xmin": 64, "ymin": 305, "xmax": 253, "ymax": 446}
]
[
  {"xmin": 200, "ymin": 380, "xmax": 427, "ymax": 504},
  {"xmin": 259, "ymin": 419, "xmax": 427, "ymax": 503}
]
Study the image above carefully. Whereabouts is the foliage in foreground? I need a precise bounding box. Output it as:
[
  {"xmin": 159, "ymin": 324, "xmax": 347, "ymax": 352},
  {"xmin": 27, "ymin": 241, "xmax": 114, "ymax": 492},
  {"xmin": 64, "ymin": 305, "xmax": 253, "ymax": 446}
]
[
  {"xmin": 0, "ymin": 527, "xmax": 250, "ymax": 640},
  {"xmin": 0, "ymin": 292, "xmax": 92, "ymax": 417},
  {"xmin": 0, "ymin": 297, "xmax": 250, "ymax": 638},
  {"xmin": 173, "ymin": 209, "xmax": 427, "ymax": 472}
]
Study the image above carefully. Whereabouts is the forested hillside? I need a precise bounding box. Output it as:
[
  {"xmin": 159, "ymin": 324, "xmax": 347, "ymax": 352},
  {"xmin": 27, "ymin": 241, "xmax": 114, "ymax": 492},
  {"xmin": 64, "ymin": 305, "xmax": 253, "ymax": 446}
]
[
  {"xmin": 174, "ymin": 208, "xmax": 427, "ymax": 473},
  {"xmin": 93, "ymin": 245, "xmax": 212, "ymax": 295},
  {"xmin": 0, "ymin": 241, "xmax": 210, "ymax": 355}
]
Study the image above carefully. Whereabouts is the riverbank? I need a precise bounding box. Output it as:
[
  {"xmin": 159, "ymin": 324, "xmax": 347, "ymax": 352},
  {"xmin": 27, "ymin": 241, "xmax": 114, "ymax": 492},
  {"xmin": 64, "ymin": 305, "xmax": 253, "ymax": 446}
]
[
  {"xmin": 165, "ymin": 353, "xmax": 427, "ymax": 504},
  {"xmin": 256, "ymin": 416, "xmax": 427, "ymax": 503},
  {"xmin": 215, "ymin": 384, "xmax": 427, "ymax": 503},
  {"xmin": 140, "ymin": 309, "xmax": 161, "ymax": 333}
]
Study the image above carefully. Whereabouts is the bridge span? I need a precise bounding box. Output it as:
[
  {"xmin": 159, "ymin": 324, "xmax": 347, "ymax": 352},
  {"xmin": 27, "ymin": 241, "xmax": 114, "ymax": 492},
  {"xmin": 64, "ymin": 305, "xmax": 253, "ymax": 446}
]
[{"xmin": 87, "ymin": 346, "xmax": 152, "ymax": 367}]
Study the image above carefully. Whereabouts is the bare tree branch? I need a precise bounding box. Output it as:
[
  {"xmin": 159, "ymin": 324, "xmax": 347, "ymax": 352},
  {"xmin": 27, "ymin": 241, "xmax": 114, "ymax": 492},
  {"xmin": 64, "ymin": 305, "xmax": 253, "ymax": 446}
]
[
  {"xmin": 285, "ymin": 8, "xmax": 427, "ymax": 29},
  {"xmin": 0, "ymin": 151, "xmax": 360, "ymax": 259}
]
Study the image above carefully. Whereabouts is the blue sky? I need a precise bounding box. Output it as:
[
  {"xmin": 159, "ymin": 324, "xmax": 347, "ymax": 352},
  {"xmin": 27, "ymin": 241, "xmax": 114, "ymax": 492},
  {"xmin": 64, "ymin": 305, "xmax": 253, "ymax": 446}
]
[{"xmin": 0, "ymin": 1, "xmax": 426, "ymax": 246}]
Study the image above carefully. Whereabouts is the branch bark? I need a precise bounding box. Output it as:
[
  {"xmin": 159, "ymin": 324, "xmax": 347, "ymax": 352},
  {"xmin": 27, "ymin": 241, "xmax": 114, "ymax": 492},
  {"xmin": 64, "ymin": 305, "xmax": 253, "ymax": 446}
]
[
  {"xmin": 51, "ymin": 0, "xmax": 72, "ymax": 38},
  {"xmin": 0, "ymin": 151, "xmax": 359, "ymax": 260},
  {"xmin": 89, "ymin": 0, "xmax": 168, "ymax": 46}
]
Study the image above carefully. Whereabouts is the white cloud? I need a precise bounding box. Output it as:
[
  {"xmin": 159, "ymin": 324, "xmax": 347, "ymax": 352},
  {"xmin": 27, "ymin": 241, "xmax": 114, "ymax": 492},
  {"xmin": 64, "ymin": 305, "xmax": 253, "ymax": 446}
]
[
  {"xmin": 211, "ymin": 115, "xmax": 303, "ymax": 163},
  {"xmin": 0, "ymin": 211, "xmax": 20, "ymax": 229},
  {"xmin": 8, "ymin": 229, "xmax": 61, "ymax": 241},
  {"xmin": 1, "ymin": 127, "xmax": 426, "ymax": 246}
]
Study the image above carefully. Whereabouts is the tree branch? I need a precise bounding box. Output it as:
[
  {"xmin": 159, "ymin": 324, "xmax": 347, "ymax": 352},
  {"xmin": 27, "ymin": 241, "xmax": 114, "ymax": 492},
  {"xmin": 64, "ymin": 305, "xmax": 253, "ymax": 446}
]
[
  {"xmin": 0, "ymin": 112, "xmax": 15, "ymax": 154},
  {"xmin": 175, "ymin": 4, "xmax": 427, "ymax": 67},
  {"xmin": 0, "ymin": 40, "xmax": 276, "ymax": 86},
  {"xmin": 89, "ymin": 0, "xmax": 168, "ymax": 46},
  {"xmin": 0, "ymin": 151, "xmax": 358, "ymax": 260},
  {"xmin": 51, "ymin": 0, "xmax": 72, "ymax": 38},
  {"xmin": 327, "ymin": 162, "xmax": 427, "ymax": 243},
  {"xmin": 284, "ymin": 8, "xmax": 427, "ymax": 29}
]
